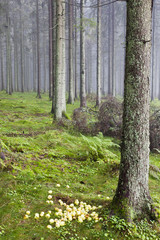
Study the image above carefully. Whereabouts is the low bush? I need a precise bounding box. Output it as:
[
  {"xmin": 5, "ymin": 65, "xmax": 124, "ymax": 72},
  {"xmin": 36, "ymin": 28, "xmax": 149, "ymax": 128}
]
[
  {"xmin": 98, "ymin": 96, "xmax": 122, "ymax": 138},
  {"xmin": 72, "ymin": 107, "xmax": 98, "ymax": 135}
]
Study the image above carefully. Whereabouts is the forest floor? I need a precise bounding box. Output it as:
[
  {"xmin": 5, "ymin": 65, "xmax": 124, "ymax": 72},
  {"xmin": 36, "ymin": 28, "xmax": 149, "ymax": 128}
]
[{"xmin": 0, "ymin": 92, "xmax": 160, "ymax": 240}]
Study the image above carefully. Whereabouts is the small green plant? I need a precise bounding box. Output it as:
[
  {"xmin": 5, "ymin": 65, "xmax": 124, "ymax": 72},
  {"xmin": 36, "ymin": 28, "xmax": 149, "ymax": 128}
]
[{"xmin": 81, "ymin": 133, "xmax": 119, "ymax": 162}]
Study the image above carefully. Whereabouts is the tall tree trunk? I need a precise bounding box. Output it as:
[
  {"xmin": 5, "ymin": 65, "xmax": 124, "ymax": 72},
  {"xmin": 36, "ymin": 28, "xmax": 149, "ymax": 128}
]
[
  {"xmin": 74, "ymin": 1, "xmax": 78, "ymax": 100},
  {"xmin": 6, "ymin": 14, "xmax": 12, "ymax": 95},
  {"xmin": 68, "ymin": 0, "xmax": 74, "ymax": 104},
  {"xmin": 151, "ymin": 1, "xmax": 155, "ymax": 101},
  {"xmin": 61, "ymin": 0, "xmax": 66, "ymax": 112},
  {"xmin": 96, "ymin": 0, "xmax": 101, "ymax": 107},
  {"xmin": 48, "ymin": 0, "xmax": 53, "ymax": 99},
  {"xmin": 112, "ymin": 2, "xmax": 115, "ymax": 96},
  {"xmin": 54, "ymin": 0, "xmax": 65, "ymax": 119},
  {"xmin": 80, "ymin": 0, "xmax": 86, "ymax": 107},
  {"xmin": 112, "ymin": 0, "xmax": 154, "ymax": 220},
  {"xmin": 0, "ymin": 37, "xmax": 4, "ymax": 91},
  {"xmin": 42, "ymin": 5, "xmax": 47, "ymax": 93},
  {"xmin": 88, "ymin": 44, "xmax": 92, "ymax": 95},
  {"xmin": 32, "ymin": 33, "xmax": 37, "ymax": 92},
  {"xmin": 36, "ymin": 0, "xmax": 41, "ymax": 98},
  {"xmin": 13, "ymin": 19, "xmax": 18, "ymax": 92},
  {"xmin": 102, "ymin": 51, "xmax": 105, "ymax": 96},
  {"xmin": 19, "ymin": 1, "xmax": 24, "ymax": 93},
  {"xmin": 51, "ymin": 0, "xmax": 56, "ymax": 114},
  {"xmin": 108, "ymin": 2, "xmax": 112, "ymax": 95}
]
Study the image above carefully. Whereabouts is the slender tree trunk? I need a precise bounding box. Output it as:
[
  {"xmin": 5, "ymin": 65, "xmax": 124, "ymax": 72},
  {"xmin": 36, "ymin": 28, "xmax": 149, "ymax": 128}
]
[
  {"xmin": 32, "ymin": 33, "xmax": 37, "ymax": 92},
  {"xmin": 88, "ymin": 44, "xmax": 92, "ymax": 95},
  {"xmin": 9, "ymin": 40, "xmax": 13, "ymax": 94},
  {"xmin": 151, "ymin": 1, "xmax": 155, "ymax": 101},
  {"xmin": 96, "ymin": 0, "xmax": 101, "ymax": 107},
  {"xmin": 0, "ymin": 38, "xmax": 4, "ymax": 91},
  {"xmin": 6, "ymin": 14, "xmax": 12, "ymax": 95},
  {"xmin": 112, "ymin": 0, "xmax": 154, "ymax": 220},
  {"xmin": 102, "ymin": 52, "xmax": 105, "ymax": 96},
  {"xmin": 42, "ymin": 6, "xmax": 47, "ymax": 93},
  {"xmin": 13, "ymin": 19, "xmax": 18, "ymax": 92},
  {"xmin": 80, "ymin": 0, "xmax": 86, "ymax": 107},
  {"xmin": 112, "ymin": 2, "xmax": 115, "ymax": 96},
  {"xmin": 51, "ymin": 0, "xmax": 56, "ymax": 114},
  {"xmin": 20, "ymin": 6, "xmax": 24, "ymax": 93},
  {"xmin": 61, "ymin": 0, "xmax": 66, "ymax": 112},
  {"xmin": 48, "ymin": 0, "xmax": 53, "ymax": 99},
  {"xmin": 36, "ymin": 0, "xmax": 41, "ymax": 98},
  {"xmin": 108, "ymin": 3, "xmax": 111, "ymax": 95},
  {"xmin": 54, "ymin": 0, "xmax": 65, "ymax": 119},
  {"xmin": 68, "ymin": 0, "xmax": 74, "ymax": 104},
  {"xmin": 74, "ymin": 1, "xmax": 78, "ymax": 100}
]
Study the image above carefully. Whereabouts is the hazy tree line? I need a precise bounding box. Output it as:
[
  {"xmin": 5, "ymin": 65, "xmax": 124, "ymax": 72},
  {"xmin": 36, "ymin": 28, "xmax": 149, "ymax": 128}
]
[{"xmin": 0, "ymin": 0, "xmax": 160, "ymax": 112}]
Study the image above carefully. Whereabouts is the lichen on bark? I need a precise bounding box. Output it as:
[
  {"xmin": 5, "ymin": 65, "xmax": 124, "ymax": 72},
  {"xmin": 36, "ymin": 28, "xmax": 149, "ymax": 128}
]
[{"xmin": 111, "ymin": 0, "xmax": 155, "ymax": 221}]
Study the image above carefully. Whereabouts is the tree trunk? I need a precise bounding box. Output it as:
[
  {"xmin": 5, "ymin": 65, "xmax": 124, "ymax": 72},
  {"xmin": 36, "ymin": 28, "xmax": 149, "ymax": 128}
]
[
  {"xmin": 151, "ymin": 1, "xmax": 155, "ymax": 101},
  {"xmin": 6, "ymin": 14, "xmax": 12, "ymax": 95},
  {"xmin": 20, "ymin": 2, "xmax": 24, "ymax": 93},
  {"xmin": 88, "ymin": 44, "xmax": 92, "ymax": 95},
  {"xmin": 48, "ymin": 0, "xmax": 53, "ymax": 99},
  {"xmin": 54, "ymin": 0, "xmax": 65, "ymax": 119},
  {"xmin": 61, "ymin": 0, "xmax": 66, "ymax": 113},
  {"xmin": 51, "ymin": 0, "xmax": 56, "ymax": 114},
  {"xmin": 0, "ymin": 37, "xmax": 4, "ymax": 91},
  {"xmin": 96, "ymin": 0, "xmax": 101, "ymax": 107},
  {"xmin": 108, "ymin": 2, "xmax": 112, "ymax": 95},
  {"xmin": 68, "ymin": 0, "xmax": 74, "ymax": 104},
  {"xmin": 13, "ymin": 19, "xmax": 18, "ymax": 92},
  {"xmin": 74, "ymin": 1, "xmax": 78, "ymax": 100},
  {"xmin": 112, "ymin": 0, "xmax": 154, "ymax": 221},
  {"xmin": 36, "ymin": 0, "xmax": 41, "ymax": 98},
  {"xmin": 112, "ymin": 2, "xmax": 115, "ymax": 97},
  {"xmin": 42, "ymin": 5, "xmax": 47, "ymax": 93},
  {"xmin": 80, "ymin": 0, "xmax": 86, "ymax": 107}
]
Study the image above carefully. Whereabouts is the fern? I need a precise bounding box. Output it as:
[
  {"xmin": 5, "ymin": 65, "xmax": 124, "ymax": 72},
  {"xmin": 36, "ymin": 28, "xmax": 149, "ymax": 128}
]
[
  {"xmin": 80, "ymin": 133, "xmax": 119, "ymax": 162},
  {"xmin": 0, "ymin": 139, "xmax": 10, "ymax": 152}
]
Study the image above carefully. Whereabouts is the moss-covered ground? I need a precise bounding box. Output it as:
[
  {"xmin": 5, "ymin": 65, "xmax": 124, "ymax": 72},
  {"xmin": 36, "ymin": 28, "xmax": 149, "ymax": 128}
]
[{"xmin": 0, "ymin": 92, "xmax": 160, "ymax": 240}]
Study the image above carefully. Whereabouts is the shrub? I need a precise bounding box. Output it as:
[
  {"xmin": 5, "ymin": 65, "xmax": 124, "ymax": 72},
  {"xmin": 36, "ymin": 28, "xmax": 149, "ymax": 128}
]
[
  {"xmin": 98, "ymin": 96, "xmax": 160, "ymax": 151},
  {"xmin": 98, "ymin": 96, "xmax": 122, "ymax": 138},
  {"xmin": 72, "ymin": 107, "xmax": 98, "ymax": 135}
]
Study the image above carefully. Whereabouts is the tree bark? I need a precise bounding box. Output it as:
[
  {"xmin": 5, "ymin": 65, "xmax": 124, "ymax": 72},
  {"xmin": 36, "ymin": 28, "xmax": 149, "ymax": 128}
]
[
  {"xmin": 112, "ymin": 0, "xmax": 154, "ymax": 220},
  {"xmin": 68, "ymin": 0, "xmax": 74, "ymax": 104},
  {"xmin": 36, "ymin": 0, "xmax": 41, "ymax": 98},
  {"xmin": 96, "ymin": 0, "xmax": 101, "ymax": 107},
  {"xmin": 74, "ymin": 1, "xmax": 78, "ymax": 100},
  {"xmin": 80, "ymin": 0, "xmax": 86, "ymax": 107},
  {"xmin": 0, "ymin": 37, "xmax": 4, "ymax": 91},
  {"xmin": 48, "ymin": 0, "xmax": 53, "ymax": 99},
  {"xmin": 54, "ymin": 0, "xmax": 65, "ymax": 119}
]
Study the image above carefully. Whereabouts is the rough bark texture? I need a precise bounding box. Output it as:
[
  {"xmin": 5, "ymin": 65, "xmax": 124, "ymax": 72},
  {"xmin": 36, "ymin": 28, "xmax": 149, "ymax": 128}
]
[
  {"xmin": 80, "ymin": 0, "xmax": 86, "ymax": 107},
  {"xmin": 96, "ymin": 0, "xmax": 101, "ymax": 107},
  {"xmin": 61, "ymin": 0, "xmax": 66, "ymax": 113},
  {"xmin": 36, "ymin": 0, "xmax": 41, "ymax": 99},
  {"xmin": 54, "ymin": 0, "xmax": 66, "ymax": 119},
  {"xmin": 48, "ymin": 0, "xmax": 53, "ymax": 99},
  {"xmin": 74, "ymin": 1, "xmax": 78, "ymax": 100},
  {"xmin": 68, "ymin": 0, "xmax": 74, "ymax": 104},
  {"xmin": 112, "ymin": 0, "xmax": 154, "ymax": 220}
]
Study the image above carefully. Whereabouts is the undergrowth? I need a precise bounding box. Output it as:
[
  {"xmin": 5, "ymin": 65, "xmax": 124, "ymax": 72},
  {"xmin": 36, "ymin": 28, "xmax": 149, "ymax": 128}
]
[{"xmin": 0, "ymin": 92, "xmax": 160, "ymax": 239}]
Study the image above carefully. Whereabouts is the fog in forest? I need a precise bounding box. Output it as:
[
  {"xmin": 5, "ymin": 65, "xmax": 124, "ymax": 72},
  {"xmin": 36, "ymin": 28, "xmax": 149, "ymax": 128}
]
[{"xmin": 0, "ymin": 0, "xmax": 160, "ymax": 99}]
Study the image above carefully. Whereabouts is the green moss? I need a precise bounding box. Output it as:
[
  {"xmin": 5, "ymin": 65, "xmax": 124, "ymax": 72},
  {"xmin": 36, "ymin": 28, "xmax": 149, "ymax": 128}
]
[{"xmin": 0, "ymin": 92, "xmax": 160, "ymax": 239}]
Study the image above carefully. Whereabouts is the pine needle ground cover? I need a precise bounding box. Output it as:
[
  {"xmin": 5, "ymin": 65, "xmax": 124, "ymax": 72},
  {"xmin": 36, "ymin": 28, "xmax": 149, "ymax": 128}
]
[{"xmin": 0, "ymin": 92, "xmax": 160, "ymax": 240}]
